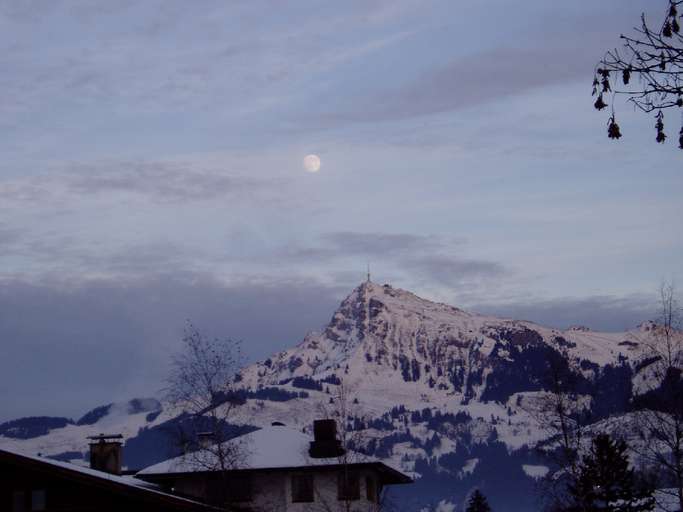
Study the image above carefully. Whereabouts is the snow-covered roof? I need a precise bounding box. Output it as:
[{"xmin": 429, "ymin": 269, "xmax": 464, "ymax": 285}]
[
  {"xmin": 0, "ymin": 446, "xmax": 215, "ymax": 510},
  {"xmin": 138, "ymin": 424, "xmax": 411, "ymax": 484}
]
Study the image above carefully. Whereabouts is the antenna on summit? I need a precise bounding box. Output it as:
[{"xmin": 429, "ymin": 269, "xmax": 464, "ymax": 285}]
[{"xmin": 366, "ymin": 263, "xmax": 371, "ymax": 283}]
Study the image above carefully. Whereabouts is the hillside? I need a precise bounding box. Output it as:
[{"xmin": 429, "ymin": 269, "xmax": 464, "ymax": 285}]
[{"xmin": 0, "ymin": 281, "xmax": 655, "ymax": 511}]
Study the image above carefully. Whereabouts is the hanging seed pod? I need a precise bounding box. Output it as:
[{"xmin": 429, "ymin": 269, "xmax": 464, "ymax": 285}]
[
  {"xmin": 660, "ymin": 52, "xmax": 667, "ymax": 70},
  {"xmin": 594, "ymin": 94, "xmax": 608, "ymax": 110},
  {"xmin": 601, "ymin": 76, "xmax": 611, "ymax": 92},
  {"xmin": 592, "ymin": 76, "xmax": 600, "ymax": 95},
  {"xmin": 607, "ymin": 116, "xmax": 622, "ymax": 139},
  {"xmin": 623, "ymin": 67, "xmax": 631, "ymax": 85},
  {"xmin": 673, "ymin": 17, "xmax": 680, "ymax": 33},
  {"xmin": 669, "ymin": 4, "xmax": 677, "ymax": 17},
  {"xmin": 656, "ymin": 111, "xmax": 666, "ymax": 143},
  {"xmin": 678, "ymin": 127, "xmax": 683, "ymax": 150},
  {"xmin": 677, "ymin": 97, "xmax": 683, "ymax": 107},
  {"xmin": 664, "ymin": 21, "xmax": 673, "ymax": 37}
]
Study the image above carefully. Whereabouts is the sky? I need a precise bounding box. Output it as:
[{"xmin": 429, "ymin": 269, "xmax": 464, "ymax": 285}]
[{"xmin": 1, "ymin": 0, "xmax": 682, "ymax": 422}]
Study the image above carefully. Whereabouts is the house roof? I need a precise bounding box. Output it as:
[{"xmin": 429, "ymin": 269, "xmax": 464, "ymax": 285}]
[
  {"xmin": 137, "ymin": 424, "xmax": 412, "ymax": 485},
  {"xmin": 0, "ymin": 446, "xmax": 217, "ymax": 511}
]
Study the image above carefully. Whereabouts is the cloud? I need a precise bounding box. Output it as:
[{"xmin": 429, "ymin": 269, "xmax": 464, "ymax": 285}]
[
  {"xmin": 0, "ymin": 159, "xmax": 282, "ymax": 205},
  {"xmin": 278, "ymin": 231, "xmax": 454, "ymax": 262},
  {"xmin": 473, "ymin": 294, "xmax": 656, "ymax": 332},
  {"xmin": 0, "ymin": 0, "xmax": 419, "ymax": 126},
  {"xmin": 0, "ymin": 223, "xmax": 22, "ymax": 246},
  {"xmin": 267, "ymin": 232, "xmax": 510, "ymax": 301},
  {"xmin": 270, "ymin": 232, "xmax": 447, "ymax": 265},
  {"xmin": 75, "ymin": 241, "xmax": 203, "ymax": 275},
  {"xmin": 322, "ymin": 231, "xmax": 443, "ymax": 255},
  {"xmin": 406, "ymin": 255, "xmax": 508, "ymax": 287},
  {"xmin": 67, "ymin": 161, "xmax": 273, "ymax": 202},
  {"xmin": 318, "ymin": 44, "xmax": 590, "ymax": 124},
  {"xmin": 316, "ymin": 231, "xmax": 506, "ymax": 285},
  {"xmin": 0, "ymin": 273, "xmax": 344, "ymax": 423},
  {"xmin": 312, "ymin": 2, "xmax": 655, "ymax": 125},
  {"xmin": 272, "ymin": 231, "xmax": 506, "ymax": 290}
]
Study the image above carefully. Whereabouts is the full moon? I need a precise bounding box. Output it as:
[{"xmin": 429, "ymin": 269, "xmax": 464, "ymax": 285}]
[{"xmin": 303, "ymin": 154, "xmax": 321, "ymax": 173}]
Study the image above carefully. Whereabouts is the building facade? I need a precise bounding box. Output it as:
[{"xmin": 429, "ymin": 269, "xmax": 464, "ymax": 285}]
[{"xmin": 137, "ymin": 421, "xmax": 412, "ymax": 511}]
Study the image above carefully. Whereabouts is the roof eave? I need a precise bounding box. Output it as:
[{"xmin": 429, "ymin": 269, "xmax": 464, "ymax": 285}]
[
  {"xmin": 137, "ymin": 461, "xmax": 413, "ymax": 485},
  {"xmin": 0, "ymin": 449, "xmax": 218, "ymax": 511}
]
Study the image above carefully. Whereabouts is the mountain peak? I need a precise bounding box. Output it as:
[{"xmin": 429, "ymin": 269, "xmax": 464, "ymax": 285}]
[
  {"xmin": 351, "ymin": 280, "xmax": 459, "ymax": 312},
  {"xmin": 325, "ymin": 281, "xmax": 446, "ymax": 346},
  {"xmin": 239, "ymin": 281, "xmax": 642, "ymax": 396}
]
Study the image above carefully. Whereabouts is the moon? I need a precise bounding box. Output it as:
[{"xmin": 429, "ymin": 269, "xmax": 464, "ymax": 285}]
[{"xmin": 303, "ymin": 154, "xmax": 321, "ymax": 173}]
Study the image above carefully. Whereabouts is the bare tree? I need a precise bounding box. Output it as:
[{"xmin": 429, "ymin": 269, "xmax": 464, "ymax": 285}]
[
  {"xmin": 525, "ymin": 351, "xmax": 592, "ymax": 510},
  {"xmin": 165, "ymin": 321, "xmax": 247, "ymax": 508},
  {"xmin": 316, "ymin": 381, "xmax": 368, "ymax": 464},
  {"xmin": 629, "ymin": 282, "xmax": 683, "ymax": 511},
  {"xmin": 593, "ymin": 0, "xmax": 683, "ymax": 147},
  {"xmin": 308, "ymin": 379, "xmax": 384, "ymax": 512}
]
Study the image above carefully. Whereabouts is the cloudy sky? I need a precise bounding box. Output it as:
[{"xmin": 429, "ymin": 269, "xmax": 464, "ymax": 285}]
[{"xmin": 1, "ymin": 0, "xmax": 681, "ymax": 422}]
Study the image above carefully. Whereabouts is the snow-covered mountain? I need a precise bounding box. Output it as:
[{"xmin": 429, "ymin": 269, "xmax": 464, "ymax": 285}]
[
  {"xmin": 240, "ymin": 281, "xmax": 641, "ymax": 400},
  {"xmin": 0, "ymin": 281, "xmax": 657, "ymax": 512}
]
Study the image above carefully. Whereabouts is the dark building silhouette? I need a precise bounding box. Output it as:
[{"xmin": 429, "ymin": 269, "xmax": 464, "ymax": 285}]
[{"xmin": 1, "ymin": 447, "xmax": 215, "ymax": 512}]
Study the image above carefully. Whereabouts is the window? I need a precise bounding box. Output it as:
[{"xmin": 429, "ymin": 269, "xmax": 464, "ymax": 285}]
[
  {"xmin": 291, "ymin": 474, "xmax": 314, "ymax": 503},
  {"xmin": 366, "ymin": 476, "xmax": 377, "ymax": 503},
  {"xmin": 227, "ymin": 474, "xmax": 253, "ymax": 503},
  {"xmin": 12, "ymin": 491, "xmax": 25, "ymax": 512},
  {"xmin": 31, "ymin": 490, "xmax": 46, "ymax": 512},
  {"xmin": 337, "ymin": 472, "xmax": 360, "ymax": 501}
]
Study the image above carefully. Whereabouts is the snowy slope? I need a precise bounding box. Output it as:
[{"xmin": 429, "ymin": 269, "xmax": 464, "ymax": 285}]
[
  {"xmin": 239, "ymin": 281, "xmax": 645, "ymax": 407},
  {"xmin": 0, "ymin": 398, "xmax": 164, "ymax": 466}
]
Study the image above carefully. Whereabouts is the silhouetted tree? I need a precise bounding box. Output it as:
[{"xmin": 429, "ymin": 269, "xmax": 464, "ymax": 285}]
[
  {"xmin": 465, "ymin": 489, "xmax": 492, "ymax": 512},
  {"xmin": 630, "ymin": 282, "xmax": 683, "ymax": 511},
  {"xmin": 563, "ymin": 434, "xmax": 654, "ymax": 512},
  {"xmin": 165, "ymin": 322, "xmax": 247, "ymax": 508},
  {"xmin": 526, "ymin": 350, "xmax": 591, "ymax": 509},
  {"xmin": 312, "ymin": 379, "xmax": 388, "ymax": 512},
  {"xmin": 593, "ymin": 1, "xmax": 683, "ymax": 147}
]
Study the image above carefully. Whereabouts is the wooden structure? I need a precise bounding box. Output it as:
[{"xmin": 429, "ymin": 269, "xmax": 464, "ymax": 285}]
[{"xmin": 0, "ymin": 447, "xmax": 216, "ymax": 512}]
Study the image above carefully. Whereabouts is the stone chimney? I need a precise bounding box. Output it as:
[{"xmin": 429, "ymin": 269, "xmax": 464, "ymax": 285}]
[
  {"xmin": 197, "ymin": 431, "xmax": 214, "ymax": 449},
  {"xmin": 87, "ymin": 434, "xmax": 123, "ymax": 475},
  {"xmin": 309, "ymin": 419, "xmax": 345, "ymax": 458}
]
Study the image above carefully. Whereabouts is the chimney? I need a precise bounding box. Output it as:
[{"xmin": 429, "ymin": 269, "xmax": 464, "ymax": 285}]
[
  {"xmin": 87, "ymin": 434, "xmax": 123, "ymax": 475},
  {"xmin": 309, "ymin": 419, "xmax": 345, "ymax": 458},
  {"xmin": 197, "ymin": 431, "xmax": 214, "ymax": 449}
]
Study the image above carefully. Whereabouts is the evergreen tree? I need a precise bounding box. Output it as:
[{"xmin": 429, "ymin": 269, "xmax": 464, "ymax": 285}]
[
  {"xmin": 465, "ymin": 489, "xmax": 492, "ymax": 512},
  {"xmin": 565, "ymin": 434, "xmax": 654, "ymax": 512}
]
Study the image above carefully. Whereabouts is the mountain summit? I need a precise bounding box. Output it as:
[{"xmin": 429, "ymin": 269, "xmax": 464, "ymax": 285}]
[{"xmin": 240, "ymin": 281, "xmax": 641, "ymax": 405}]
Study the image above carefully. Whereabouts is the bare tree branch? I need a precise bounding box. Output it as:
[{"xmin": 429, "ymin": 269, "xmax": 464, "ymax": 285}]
[
  {"xmin": 165, "ymin": 321, "xmax": 247, "ymax": 509},
  {"xmin": 627, "ymin": 282, "xmax": 683, "ymax": 511},
  {"xmin": 594, "ymin": 1, "xmax": 683, "ymax": 146}
]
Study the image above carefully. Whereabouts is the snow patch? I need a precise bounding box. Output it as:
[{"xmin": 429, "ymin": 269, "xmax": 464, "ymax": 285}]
[
  {"xmin": 522, "ymin": 464, "xmax": 549, "ymax": 479},
  {"xmin": 460, "ymin": 458, "xmax": 479, "ymax": 476}
]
